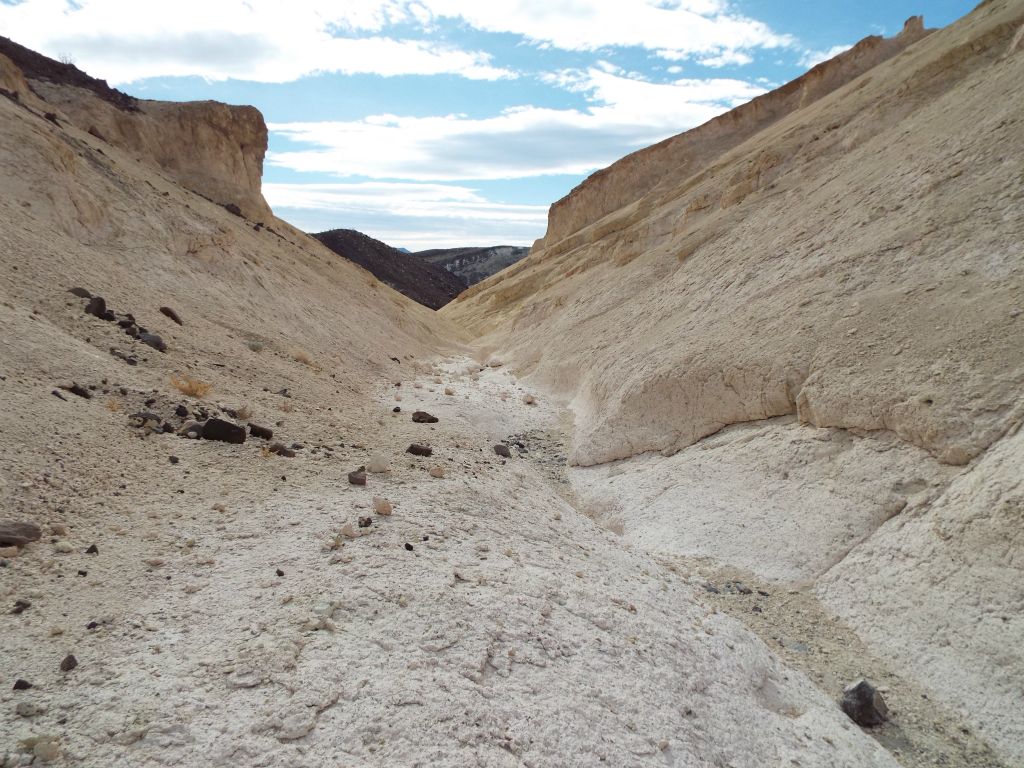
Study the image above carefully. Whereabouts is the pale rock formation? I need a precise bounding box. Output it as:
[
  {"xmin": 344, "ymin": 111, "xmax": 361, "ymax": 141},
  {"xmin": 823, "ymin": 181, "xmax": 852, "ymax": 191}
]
[{"xmin": 445, "ymin": 1, "xmax": 1024, "ymax": 763}]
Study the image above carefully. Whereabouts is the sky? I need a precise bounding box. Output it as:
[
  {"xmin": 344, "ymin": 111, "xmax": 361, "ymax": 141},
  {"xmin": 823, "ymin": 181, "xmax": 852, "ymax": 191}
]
[{"xmin": 0, "ymin": 0, "xmax": 978, "ymax": 250}]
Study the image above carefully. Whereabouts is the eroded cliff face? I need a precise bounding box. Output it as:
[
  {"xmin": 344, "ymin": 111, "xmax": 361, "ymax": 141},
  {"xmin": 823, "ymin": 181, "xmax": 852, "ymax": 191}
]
[
  {"xmin": 446, "ymin": 2, "xmax": 1024, "ymax": 471},
  {"xmin": 443, "ymin": 2, "xmax": 1024, "ymax": 762},
  {"xmin": 534, "ymin": 16, "xmax": 931, "ymax": 253},
  {"xmin": 0, "ymin": 36, "xmax": 272, "ymax": 222}
]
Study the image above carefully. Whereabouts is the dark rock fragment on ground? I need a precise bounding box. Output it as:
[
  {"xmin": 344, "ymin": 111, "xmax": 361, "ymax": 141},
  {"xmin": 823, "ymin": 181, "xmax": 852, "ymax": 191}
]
[
  {"xmin": 249, "ymin": 424, "xmax": 273, "ymax": 440},
  {"xmin": 13, "ymin": 679, "xmax": 32, "ymax": 690},
  {"xmin": 493, "ymin": 444, "xmax": 511, "ymax": 458},
  {"xmin": 268, "ymin": 443, "xmax": 295, "ymax": 457},
  {"xmin": 412, "ymin": 411, "xmax": 439, "ymax": 423},
  {"xmin": 159, "ymin": 306, "xmax": 183, "ymax": 325},
  {"xmin": 406, "ymin": 443, "xmax": 432, "ymax": 457},
  {"xmin": 139, "ymin": 332, "xmax": 167, "ymax": 352},
  {"xmin": 61, "ymin": 383, "xmax": 91, "ymax": 399},
  {"xmin": 59, "ymin": 654, "xmax": 78, "ymax": 672},
  {"xmin": 0, "ymin": 521, "xmax": 42, "ymax": 547},
  {"xmin": 840, "ymin": 679, "xmax": 889, "ymax": 727},
  {"xmin": 201, "ymin": 418, "xmax": 246, "ymax": 444},
  {"xmin": 348, "ymin": 466, "xmax": 367, "ymax": 485},
  {"xmin": 85, "ymin": 544, "xmax": 98, "ymax": 554}
]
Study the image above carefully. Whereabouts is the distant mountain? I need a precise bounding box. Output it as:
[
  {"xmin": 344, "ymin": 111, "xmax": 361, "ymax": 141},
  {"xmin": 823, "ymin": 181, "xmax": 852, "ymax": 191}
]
[
  {"xmin": 312, "ymin": 229, "xmax": 467, "ymax": 310},
  {"xmin": 413, "ymin": 245, "xmax": 529, "ymax": 286}
]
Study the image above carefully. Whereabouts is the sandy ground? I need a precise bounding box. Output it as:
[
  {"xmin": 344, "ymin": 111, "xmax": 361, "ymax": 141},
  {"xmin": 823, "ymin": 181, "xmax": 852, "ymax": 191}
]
[{"xmin": 2, "ymin": 357, "xmax": 905, "ymax": 767}]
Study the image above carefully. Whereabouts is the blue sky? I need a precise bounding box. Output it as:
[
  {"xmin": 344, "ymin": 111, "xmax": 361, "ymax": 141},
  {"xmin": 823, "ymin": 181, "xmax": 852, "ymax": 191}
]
[{"xmin": 0, "ymin": 0, "xmax": 977, "ymax": 249}]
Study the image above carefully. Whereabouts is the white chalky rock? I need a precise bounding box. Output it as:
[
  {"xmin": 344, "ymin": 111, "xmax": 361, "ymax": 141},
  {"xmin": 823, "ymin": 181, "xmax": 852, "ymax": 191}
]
[
  {"xmin": 373, "ymin": 497, "xmax": 393, "ymax": 516},
  {"xmin": 444, "ymin": 387, "xmax": 455, "ymax": 396},
  {"xmin": 367, "ymin": 455, "xmax": 389, "ymax": 473},
  {"xmin": 53, "ymin": 540, "xmax": 73, "ymax": 553},
  {"xmin": 340, "ymin": 523, "xmax": 359, "ymax": 538}
]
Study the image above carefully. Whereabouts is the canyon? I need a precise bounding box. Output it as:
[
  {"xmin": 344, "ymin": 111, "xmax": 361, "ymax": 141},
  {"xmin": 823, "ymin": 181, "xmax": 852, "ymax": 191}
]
[{"xmin": 1, "ymin": 2, "xmax": 1022, "ymax": 766}]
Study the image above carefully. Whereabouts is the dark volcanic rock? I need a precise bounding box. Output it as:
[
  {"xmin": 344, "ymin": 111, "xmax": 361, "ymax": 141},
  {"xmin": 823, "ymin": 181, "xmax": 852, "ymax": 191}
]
[
  {"xmin": 0, "ymin": 521, "xmax": 42, "ymax": 547},
  {"xmin": 159, "ymin": 306, "xmax": 183, "ymax": 325},
  {"xmin": 175, "ymin": 404, "xmax": 189, "ymax": 418},
  {"xmin": 493, "ymin": 444, "xmax": 511, "ymax": 458},
  {"xmin": 59, "ymin": 654, "xmax": 78, "ymax": 672},
  {"xmin": 201, "ymin": 418, "xmax": 246, "ymax": 444},
  {"xmin": 61, "ymin": 383, "xmax": 92, "ymax": 399},
  {"xmin": 406, "ymin": 443, "xmax": 433, "ymax": 457},
  {"xmin": 312, "ymin": 228, "xmax": 467, "ymax": 310},
  {"xmin": 139, "ymin": 332, "xmax": 167, "ymax": 352},
  {"xmin": 348, "ymin": 466, "xmax": 367, "ymax": 485},
  {"xmin": 249, "ymin": 424, "xmax": 273, "ymax": 440},
  {"xmin": 840, "ymin": 679, "xmax": 889, "ymax": 727},
  {"xmin": 12, "ymin": 679, "xmax": 32, "ymax": 690},
  {"xmin": 268, "ymin": 443, "xmax": 295, "ymax": 457},
  {"xmin": 412, "ymin": 411, "xmax": 439, "ymax": 423},
  {"xmin": 85, "ymin": 296, "xmax": 109, "ymax": 319}
]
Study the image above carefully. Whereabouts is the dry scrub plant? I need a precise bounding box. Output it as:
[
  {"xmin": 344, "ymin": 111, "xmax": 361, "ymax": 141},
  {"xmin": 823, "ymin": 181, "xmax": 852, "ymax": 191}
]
[{"xmin": 170, "ymin": 374, "xmax": 213, "ymax": 398}]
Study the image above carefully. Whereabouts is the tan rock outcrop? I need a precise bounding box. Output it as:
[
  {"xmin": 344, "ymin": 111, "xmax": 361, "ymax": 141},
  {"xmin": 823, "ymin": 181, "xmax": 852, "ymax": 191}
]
[
  {"xmin": 445, "ymin": 0, "xmax": 1024, "ymax": 470},
  {"xmin": 0, "ymin": 35, "xmax": 271, "ymax": 222}
]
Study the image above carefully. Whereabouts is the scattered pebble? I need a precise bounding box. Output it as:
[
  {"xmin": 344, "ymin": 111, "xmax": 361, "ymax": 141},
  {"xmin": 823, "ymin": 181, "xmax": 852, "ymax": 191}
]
[
  {"xmin": 412, "ymin": 410, "xmax": 439, "ymax": 423},
  {"xmin": 429, "ymin": 466, "xmax": 446, "ymax": 478},
  {"xmin": 367, "ymin": 455, "xmax": 390, "ymax": 473},
  {"xmin": 493, "ymin": 444, "xmax": 512, "ymax": 458},
  {"xmin": 59, "ymin": 654, "xmax": 78, "ymax": 672},
  {"xmin": 407, "ymin": 443, "xmax": 432, "ymax": 457},
  {"xmin": 348, "ymin": 466, "xmax": 367, "ymax": 485},
  {"xmin": 13, "ymin": 679, "xmax": 32, "ymax": 690},
  {"xmin": 53, "ymin": 540, "xmax": 74, "ymax": 554},
  {"xmin": 404, "ymin": 543, "xmax": 414, "ymax": 551},
  {"xmin": 373, "ymin": 497, "xmax": 393, "ymax": 516}
]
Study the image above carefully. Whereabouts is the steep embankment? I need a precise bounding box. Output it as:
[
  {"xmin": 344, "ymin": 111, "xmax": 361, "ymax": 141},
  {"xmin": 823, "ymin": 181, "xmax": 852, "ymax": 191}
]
[
  {"xmin": 445, "ymin": 2, "xmax": 1024, "ymax": 764},
  {"xmin": 0, "ymin": 42, "xmax": 907, "ymax": 768},
  {"xmin": 313, "ymin": 228, "xmax": 467, "ymax": 310},
  {"xmin": 414, "ymin": 245, "xmax": 529, "ymax": 287}
]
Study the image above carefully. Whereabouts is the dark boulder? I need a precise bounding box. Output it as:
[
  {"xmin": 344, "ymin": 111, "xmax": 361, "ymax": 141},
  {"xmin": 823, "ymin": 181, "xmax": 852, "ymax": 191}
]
[
  {"xmin": 348, "ymin": 466, "xmax": 367, "ymax": 485},
  {"xmin": 139, "ymin": 333, "xmax": 167, "ymax": 352},
  {"xmin": 493, "ymin": 444, "xmax": 511, "ymax": 458},
  {"xmin": 406, "ymin": 443, "xmax": 432, "ymax": 457},
  {"xmin": 840, "ymin": 679, "xmax": 889, "ymax": 727},
  {"xmin": 412, "ymin": 411, "xmax": 439, "ymax": 423},
  {"xmin": 249, "ymin": 424, "xmax": 273, "ymax": 440},
  {"xmin": 201, "ymin": 418, "xmax": 246, "ymax": 444}
]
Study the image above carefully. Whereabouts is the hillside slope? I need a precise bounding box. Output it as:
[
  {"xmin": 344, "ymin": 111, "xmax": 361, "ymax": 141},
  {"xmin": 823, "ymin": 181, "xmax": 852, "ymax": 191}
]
[
  {"xmin": 445, "ymin": 2, "xmax": 1024, "ymax": 763},
  {"xmin": 314, "ymin": 228, "xmax": 467, "ymax": 310},
  {"xmin": 0, "ymin": 41, "xmax": 911, "ymax": 768},
  {"xmin": 414, "ymin": 245, "xmax": 529, "ymax": 286}
]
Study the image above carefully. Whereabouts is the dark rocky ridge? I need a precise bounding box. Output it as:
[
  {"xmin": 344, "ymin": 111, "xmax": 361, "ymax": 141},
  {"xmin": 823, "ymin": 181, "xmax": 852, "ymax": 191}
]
[
  {"xmin": 0, "ymin": 35, "xmax": 139, "ymax": 111},
  {"xmin": 414, "ymin": 245, "xmax": 529, "ymax": 287},
  {"xmin": 312, "ymin": 228, "xmax": 467, "ymax": 310}
]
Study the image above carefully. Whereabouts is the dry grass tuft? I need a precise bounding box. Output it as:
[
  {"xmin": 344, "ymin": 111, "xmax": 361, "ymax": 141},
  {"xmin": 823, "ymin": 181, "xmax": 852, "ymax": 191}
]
[
  {"xmin": 171, "ymin": 374, "xmax": 213, "ymax": 398},
  {"xmin": 292, "ymin": 350, "xmax": 317, "ymax": 368},
  {"xmin": 247, "ymin": 339, "xmax": 265, "ymax": 353},
  {"xmin": 104, "ymin": 398, "xmax": 121, "ymax": 412}
]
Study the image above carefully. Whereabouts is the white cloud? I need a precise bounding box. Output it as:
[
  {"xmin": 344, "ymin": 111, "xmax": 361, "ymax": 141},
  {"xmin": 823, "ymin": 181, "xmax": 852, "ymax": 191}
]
[
  {"xmin": 264, "ymin": 181, "xmax": 548, "ymax": 248},
  {"xmin": 0, "ymin": 0, "xmax": 792, "ymax": 84},
  {"xmin": 414, "ymin": 0, "xmax": 793, "ymax": 61},
  {"xmin": 798, "ymin": 43, "xmax": 852, "ymax": 69},
  {"xmin": 0, "ymin": 0, "xmax": 512, "ymax": 83},
  {"xmin": 268, "ymin": 69, "xmax": 766, "ymax": 181}
]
